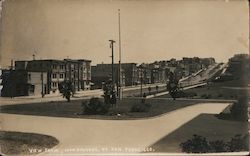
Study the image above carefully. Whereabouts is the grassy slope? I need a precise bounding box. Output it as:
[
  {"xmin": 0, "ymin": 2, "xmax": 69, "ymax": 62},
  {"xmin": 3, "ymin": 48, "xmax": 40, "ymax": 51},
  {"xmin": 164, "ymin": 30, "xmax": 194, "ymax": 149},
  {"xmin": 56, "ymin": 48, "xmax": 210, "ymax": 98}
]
[{"xmin": 161, "ymin": 79, "xmax": 248, "ymax": 100}]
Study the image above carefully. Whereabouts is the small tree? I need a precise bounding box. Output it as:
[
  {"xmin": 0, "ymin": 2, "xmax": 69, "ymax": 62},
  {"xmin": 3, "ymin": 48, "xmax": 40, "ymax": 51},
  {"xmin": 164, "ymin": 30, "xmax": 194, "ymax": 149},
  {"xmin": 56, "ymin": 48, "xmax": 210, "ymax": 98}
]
[
  {"xmin": 148, "ymin": 86, "xmax": 151, "ymax": 95},
  {"xmin": 102, "ymin": 81, "xmax": 116, "ymax": 108},
  {"xmin": 167, "ymin": 72, "xmax": 179, "ymax": 100},
  {"xmin": 60, "ymin": 81, "xmax": 73, "ymax": 102},
  {"xmin": 156, "ymin": 85, "xmax": 159, "ymax": 93}
]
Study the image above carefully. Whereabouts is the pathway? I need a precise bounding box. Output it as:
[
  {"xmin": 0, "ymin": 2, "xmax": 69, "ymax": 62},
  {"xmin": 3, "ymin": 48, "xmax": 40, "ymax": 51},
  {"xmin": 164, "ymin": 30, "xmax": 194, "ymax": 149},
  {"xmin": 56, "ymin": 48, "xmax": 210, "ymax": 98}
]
[{"xmin": 1, "ymin": 103, "xmax": 230, "ymax": 155}]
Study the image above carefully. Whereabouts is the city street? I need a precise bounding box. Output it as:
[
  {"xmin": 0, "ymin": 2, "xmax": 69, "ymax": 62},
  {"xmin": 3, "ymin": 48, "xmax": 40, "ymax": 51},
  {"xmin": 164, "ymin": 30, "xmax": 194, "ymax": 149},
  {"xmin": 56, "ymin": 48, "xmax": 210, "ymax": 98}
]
[
  {"xmin": 1, "ymin": 102, "xmax": 231, "ymax": 154},
  {"xmin": 0, "ymin": 83, "xmax": 164, "ymax": 106},
  {"xmin": 0, "ymin": 64, "xmax": 223, "ymax": 106}
]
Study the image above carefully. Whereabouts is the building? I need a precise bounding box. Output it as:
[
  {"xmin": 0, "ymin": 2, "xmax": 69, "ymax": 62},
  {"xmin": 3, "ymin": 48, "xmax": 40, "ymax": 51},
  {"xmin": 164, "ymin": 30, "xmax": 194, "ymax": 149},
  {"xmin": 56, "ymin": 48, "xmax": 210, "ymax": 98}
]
[
  {"xmin": 91, "ymin": 64, "xmax": 125, "ymax": 89},
  {"xmin": 138, "ymin": 63, "xmax": 152, "ymax": 84},
  {"xmin": 120, "ymin": 63, "xmax": 139, "ymax": 86},
  {"xmin": 0, "ymin": 68, "xmax": 3, "ymax": 96},
  {"xmin": 15, "ymin": 59, "xmax": 91, "ymax": 94},
  {"xmin": 1, "ymin": 70, "xmax": 47, "ymax": 97},
  {"xmin": 64, "ymin": 59, "xmax": 92, "ymax": 92},
  {"xmin": 91, "ymin": 63, "xmax": 138, "ymax": 88}
]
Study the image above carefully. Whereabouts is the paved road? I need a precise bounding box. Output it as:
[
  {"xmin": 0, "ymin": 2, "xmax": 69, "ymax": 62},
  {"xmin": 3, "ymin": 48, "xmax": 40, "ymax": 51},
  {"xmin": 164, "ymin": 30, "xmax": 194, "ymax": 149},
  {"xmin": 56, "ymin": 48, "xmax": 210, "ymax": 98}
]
[
  {"xmin": 0, "ymin": 83, "xmax": 165, "ymax": 106},
  {"xmin": 1, "ymin": 103, "xmax": 229, "ymax": 155}
]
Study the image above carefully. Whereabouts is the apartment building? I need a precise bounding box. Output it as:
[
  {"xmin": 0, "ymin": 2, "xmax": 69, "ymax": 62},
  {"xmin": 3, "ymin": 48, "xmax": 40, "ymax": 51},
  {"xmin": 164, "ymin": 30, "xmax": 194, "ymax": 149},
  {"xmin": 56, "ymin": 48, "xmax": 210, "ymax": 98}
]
[{"xmin": 15, "ymin": 59, "xmax": 91, "ymax": 94}]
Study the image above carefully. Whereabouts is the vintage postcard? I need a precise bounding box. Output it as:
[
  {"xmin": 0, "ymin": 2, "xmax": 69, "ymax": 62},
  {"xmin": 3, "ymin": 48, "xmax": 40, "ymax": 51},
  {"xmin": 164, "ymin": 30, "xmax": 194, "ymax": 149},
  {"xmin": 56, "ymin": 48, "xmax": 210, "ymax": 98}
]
[{"xmin": 0, "ymin": 0, "xmax": 249, "ymax": 155}]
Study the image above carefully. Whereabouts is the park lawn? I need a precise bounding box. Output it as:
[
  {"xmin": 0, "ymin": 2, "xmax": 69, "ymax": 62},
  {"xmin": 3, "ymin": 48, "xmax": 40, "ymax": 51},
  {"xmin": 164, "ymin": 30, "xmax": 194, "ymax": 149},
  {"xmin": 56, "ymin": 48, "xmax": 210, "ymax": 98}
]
[
  {"xmin": 148, "ymin": 113, "xmax": 248, "ymax": 153},
  {"xmin": 0, "ymin": 131, "xmax": 59, "ymax": 155},
  {"xmin": 162, "ymin": 80, "xmax": 248, "ymax": 100},
  {"xmin": 0, "ymin": 98, "xmax": 202, "ymax": 120}
]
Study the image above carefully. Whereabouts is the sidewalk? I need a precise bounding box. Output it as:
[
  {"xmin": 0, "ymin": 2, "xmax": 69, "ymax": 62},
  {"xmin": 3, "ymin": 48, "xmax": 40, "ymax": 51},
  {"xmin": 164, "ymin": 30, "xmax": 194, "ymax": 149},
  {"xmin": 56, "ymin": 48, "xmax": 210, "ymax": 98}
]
[{"xmin": 1, "ymin": 103, "xmax": 231, "ymax": 154}]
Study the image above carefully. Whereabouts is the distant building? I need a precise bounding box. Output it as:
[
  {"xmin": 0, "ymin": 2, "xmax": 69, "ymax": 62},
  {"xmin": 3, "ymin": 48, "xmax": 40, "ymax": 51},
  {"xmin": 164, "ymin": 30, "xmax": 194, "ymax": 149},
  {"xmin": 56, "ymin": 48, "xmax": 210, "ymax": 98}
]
[
  {"xmin": 1, "ymin": 70, "xmax": 47, "ymax": 97},
  {"xmin": 91, "ymin": 64, "xmax": 126, "ymax": 89},
  {"xmin": 15, "ymin": 59, "xmax": 91, "ymax": 94},
  {"xmin": 121, "ymin": 63, "xmax": 139, "ymax": 86},
  {"xmin": 138, "ymin": 64, "xmax": 152, "ymax": 84},
  {"xmin": 0, "ymin": 68, "xmax": 3, "ymax": 96}
]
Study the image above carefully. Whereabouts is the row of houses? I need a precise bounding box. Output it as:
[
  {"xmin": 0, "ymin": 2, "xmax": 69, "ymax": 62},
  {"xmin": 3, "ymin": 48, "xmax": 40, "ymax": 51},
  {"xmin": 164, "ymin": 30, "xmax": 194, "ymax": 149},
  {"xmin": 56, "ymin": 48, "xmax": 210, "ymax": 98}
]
[
  {"xmin": 91, "ymin": 57, "xmax": 215, "ymax": 89},
  {"xmin": 1, "ymin": 59, "xmax": 91, "ymax": 97},
  {"xmin": 0, "ymin": 57, "xmax": 215, "ymax": 97}
]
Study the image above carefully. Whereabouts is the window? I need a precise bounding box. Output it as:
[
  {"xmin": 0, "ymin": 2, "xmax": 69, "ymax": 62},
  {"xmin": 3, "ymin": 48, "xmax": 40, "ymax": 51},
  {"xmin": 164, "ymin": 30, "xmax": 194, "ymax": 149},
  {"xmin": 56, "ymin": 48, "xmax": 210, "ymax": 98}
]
[
  {"xmin": 52, "ymin": 73, "xmax": 57, "ymax": 78},
  {"xmin": 52, "ymin": 64, "xmax": 57, "ymax": 69},
  {"xmin": 60, "ymin": 73, "xmax": 64, "ymax": 79},
  {"xmin": 52, "ymin": 82, "xmax": 57, "ymax": 87},
  {"xmin": 60, "ymin": 65, "xmax": 64, "ymax": 70},
  {"xmin": 29, "ymin": 85, "xmax": 35, "ymax": 93},
  {"xmin": 28, "ymin": 74, "xmax": 31, "ymax": 81}
]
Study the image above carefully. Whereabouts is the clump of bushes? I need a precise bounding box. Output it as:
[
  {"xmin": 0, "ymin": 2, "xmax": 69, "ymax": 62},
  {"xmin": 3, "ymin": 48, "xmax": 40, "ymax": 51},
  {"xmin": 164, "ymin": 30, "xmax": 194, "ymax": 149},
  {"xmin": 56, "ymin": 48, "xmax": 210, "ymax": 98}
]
[
  {"xmin": 180, "ymin": 134, "xmax": 248, "ymax": 153},
  {"xmin": 130, "ymin": 103, "xmax": 151, "ymax": 112},
  {"xmin": 81, "ymin": 98, "xmax": 109, "ymax": 115},
  {"xmin": 180, "ymin": 135, "xmax": 210, "ymax": 153}
]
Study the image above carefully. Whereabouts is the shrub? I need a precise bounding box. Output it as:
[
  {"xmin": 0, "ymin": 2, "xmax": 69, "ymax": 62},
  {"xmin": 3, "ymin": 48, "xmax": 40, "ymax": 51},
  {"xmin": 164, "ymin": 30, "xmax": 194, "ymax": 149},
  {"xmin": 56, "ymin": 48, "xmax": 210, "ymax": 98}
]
[
  {"xmin": 130, "ymin": 103, "xmax": 151, "ymax": 112},
  {"xmin": 227, "ymin": 134, "xmax": 248, "ymax": 152},
  {"xmin": 180, "ymin": 134, "xmax": 249, "ymax": 153},
  {"xmin": 82, "ymin": 98, "xmax": 109, "ymax": 115},
  {"xmin": 209, "ymin": 140, "xmax": 227, "ymax": 152},
  {"xmin": 180, "ymin": 135, "xmax": 210, "ymax": 153}
]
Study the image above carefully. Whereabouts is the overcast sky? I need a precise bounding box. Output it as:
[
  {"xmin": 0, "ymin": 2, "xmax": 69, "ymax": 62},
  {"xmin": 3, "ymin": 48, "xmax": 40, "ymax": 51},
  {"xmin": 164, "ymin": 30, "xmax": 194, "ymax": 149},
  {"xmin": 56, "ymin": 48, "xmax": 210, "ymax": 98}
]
[{"xmin": 0, "ymin": 0, "xmax": 249, "ymax": 68}]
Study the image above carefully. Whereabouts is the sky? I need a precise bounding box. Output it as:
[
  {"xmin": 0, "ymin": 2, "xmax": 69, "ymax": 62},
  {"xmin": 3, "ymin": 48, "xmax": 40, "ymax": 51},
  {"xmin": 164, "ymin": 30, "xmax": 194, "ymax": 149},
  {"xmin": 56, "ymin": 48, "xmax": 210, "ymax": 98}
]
[{"xmin": 0, "ymin": 0, "xmax": 249, "ymax": 68}]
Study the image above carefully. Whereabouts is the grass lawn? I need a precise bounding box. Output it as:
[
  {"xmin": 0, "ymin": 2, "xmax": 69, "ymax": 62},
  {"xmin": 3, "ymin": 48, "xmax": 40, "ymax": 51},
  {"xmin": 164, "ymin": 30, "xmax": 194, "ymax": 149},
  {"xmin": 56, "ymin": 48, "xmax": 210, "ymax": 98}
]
[
  {"xmin": 0, "ymin": 98, "xmax": 203, "ymax": 120},
  {"xmin": 148, "ymin": 113, "xmax": 248, "ymax": 153},
  {"xmin": 160, "ymin": 80, "xmax": 249, "ymax": 100},
  {"xmin": 0, "ymin": 131, "xmax": 59, "ymax": 155}
]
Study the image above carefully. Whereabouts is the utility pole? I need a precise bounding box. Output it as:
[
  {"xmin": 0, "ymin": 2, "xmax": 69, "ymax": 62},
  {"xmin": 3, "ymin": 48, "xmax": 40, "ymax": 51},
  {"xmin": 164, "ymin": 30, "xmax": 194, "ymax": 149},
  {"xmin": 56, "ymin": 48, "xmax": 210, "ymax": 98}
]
[
  {"xmin": 10, "ymin": 59, "xmax": 13, "ymax": 98},
  {"xmin": 41, "ymin": 72, "xmax": 44, "ymax": 98},
  {"xmin": 118, "ymin": 9, "xmax": 122, "ymax": 100},
  {"xmin": 109, "ymin": 40, "xmax": 115, "ymax": 88},
  {"xmin": 140, "ymin": 67, "xmax": 143, "ymax": 97}
]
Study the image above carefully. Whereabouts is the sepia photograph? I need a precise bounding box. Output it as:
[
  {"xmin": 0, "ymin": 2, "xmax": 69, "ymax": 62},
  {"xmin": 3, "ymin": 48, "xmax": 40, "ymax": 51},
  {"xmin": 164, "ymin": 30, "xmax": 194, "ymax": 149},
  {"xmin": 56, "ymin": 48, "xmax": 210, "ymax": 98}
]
[{"xmin": 0, "ymin": 0, "xmax": 250, "ymax": 155}]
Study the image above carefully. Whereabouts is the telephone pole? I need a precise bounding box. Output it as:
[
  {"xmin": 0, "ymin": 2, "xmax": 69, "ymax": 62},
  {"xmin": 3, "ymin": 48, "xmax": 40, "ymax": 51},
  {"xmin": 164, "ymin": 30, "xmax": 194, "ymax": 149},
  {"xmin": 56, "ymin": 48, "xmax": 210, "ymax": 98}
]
[
  {"xmin": 109, "ymin": 40, "xmax": 115, "ymax": 88},
  {"xmin": 118, "ymin": 9, "xmax": 122, "ymax": 100}
]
